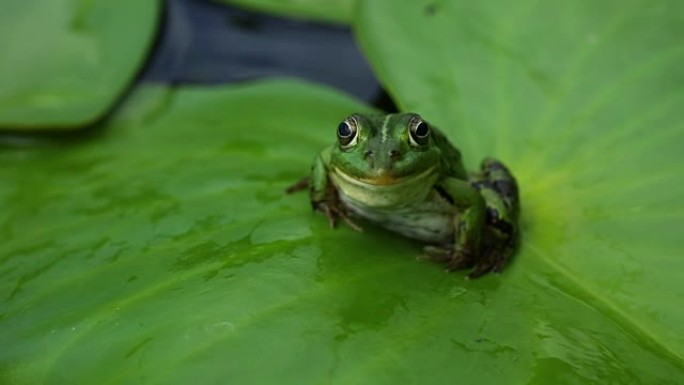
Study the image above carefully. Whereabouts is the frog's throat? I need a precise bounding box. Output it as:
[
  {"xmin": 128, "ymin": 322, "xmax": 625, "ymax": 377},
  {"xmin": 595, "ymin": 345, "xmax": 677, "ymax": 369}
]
[
  {"xmin": 332, "ymin": 166, "xmax": 437, "ymax": 188},
  {"xmin": 330, "ymin": 166, "xmax": 439, "ymax": 208}
]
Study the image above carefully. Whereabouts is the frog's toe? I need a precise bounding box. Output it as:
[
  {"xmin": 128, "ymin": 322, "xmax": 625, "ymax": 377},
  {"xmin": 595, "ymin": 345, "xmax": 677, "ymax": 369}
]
[
  {"xmin": 315, "ymin": 202, "xmax": 339, "ymax": 229},
  {"xmin": 467, "ymin": 246, "xmax": 510, "ymax": 279},
  {"xmin": 445, "ymin": 254, "xmax": 471, "ymax": 272},
  {"xmin": 285, "ymin": 176, "xmax": 310, "ymax": 194},
  {"xmin": 467, "ymin": 260, "xmax": 496, "ymax": 279},
  {"xmin": 421, "ymin": 246, "xmax": 476, "ymax": 272},
  {"xmin": 419, "ymin": 245, "xmax": 452, "ymax": 262},
  {"xmin": 325, "ymin": 211, "xmax": 338, "ymax": 229},
  {"xmin": 444, "ymin": 248, "xmax": 476, "ymax": 272},
  {"xmin": 339, "ymin": 213, "xmax": 363, "ymax": 232}
]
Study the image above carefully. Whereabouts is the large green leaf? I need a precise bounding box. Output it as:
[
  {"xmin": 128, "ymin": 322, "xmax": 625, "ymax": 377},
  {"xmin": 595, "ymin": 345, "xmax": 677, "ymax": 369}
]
[
  {"xmin": 357, "ymin": 0, "xmax": 684, "ymax": 364},
  {"xmin": 216, "ymin": 0, "xmax": 357, "ymax": 24},
  {"xmin": 0, "ymin": 0, "xmax": 159, "ymax": 130},
  {"xmin": 1, "ymin": 79, "xmax": 683, "ymax": 384}
]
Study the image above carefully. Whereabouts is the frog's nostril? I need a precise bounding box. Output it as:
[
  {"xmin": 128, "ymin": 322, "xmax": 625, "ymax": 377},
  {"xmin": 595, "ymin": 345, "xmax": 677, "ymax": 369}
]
[
  {"xmin": 364, "ymin": 150, "xmax": 374, "ymax": 159},
  {"xmin": 389, "ymin": 150, "xmax": 401, "ymax": 160}
]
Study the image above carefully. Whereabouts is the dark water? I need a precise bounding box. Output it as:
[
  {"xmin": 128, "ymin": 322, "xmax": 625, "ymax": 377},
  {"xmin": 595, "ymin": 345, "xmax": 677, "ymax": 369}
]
[{"xmin": 142, "ymin": 0, "xmax": 388, "ymax": 107}]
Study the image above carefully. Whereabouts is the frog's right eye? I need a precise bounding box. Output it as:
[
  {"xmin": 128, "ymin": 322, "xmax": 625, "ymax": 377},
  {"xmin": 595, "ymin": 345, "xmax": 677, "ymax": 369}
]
[{"xmin": 337, "ymin": 119, "xmax": 358, "ymax": 147}]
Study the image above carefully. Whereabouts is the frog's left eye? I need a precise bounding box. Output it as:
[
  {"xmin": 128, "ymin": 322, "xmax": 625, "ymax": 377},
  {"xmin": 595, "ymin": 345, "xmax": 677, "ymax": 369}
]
[
  {"xmin": 337, "ymin": 118, "xmax": 358, "ymax": 147},
  {"xmin": 409, "ymin": 119, "xmax": 431, "ymax": 146}
]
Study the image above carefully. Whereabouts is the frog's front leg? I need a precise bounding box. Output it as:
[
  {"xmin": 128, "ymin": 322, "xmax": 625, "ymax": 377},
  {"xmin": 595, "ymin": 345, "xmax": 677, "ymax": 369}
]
[
  {"xmin": 307, "ymin": 152, "xmax": 362, "ymax": 232},
  {"xmin": 428, "ymin": 178, "xmax": 487, "ymax": 274}
]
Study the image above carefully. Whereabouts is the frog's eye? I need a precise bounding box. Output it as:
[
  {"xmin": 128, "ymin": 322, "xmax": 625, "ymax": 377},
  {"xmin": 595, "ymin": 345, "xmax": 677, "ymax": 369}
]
[
  {"xmin": 337, "ymin": 119, "xmax": 358, "ymax": 147},
  {"xmin": 409, "ymin": 119, "xmax": 430, "ymax": 146}
]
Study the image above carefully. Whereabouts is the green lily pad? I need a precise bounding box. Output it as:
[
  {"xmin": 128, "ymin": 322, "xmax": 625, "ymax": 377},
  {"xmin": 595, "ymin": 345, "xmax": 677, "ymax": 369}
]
[
  {"xmin": 0, "ymin": 0, "xmax": 159, "ymax": 130},
  {"xmin": 1, "ymin": 78, "xmax": 683, "ymax": 384},
  {"xmin": 357, "ymin": 0, "xmax": 684, "ymax": 364},
  {"xmin": 216, "ymin": 0, "xmax": 357, "ymax": 24}
]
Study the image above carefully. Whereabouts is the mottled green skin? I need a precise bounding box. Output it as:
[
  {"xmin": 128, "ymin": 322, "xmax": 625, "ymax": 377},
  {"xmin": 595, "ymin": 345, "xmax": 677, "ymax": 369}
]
[{"xmin": 303, "ymin": 113, "xmax": 519, "ymax": 278}]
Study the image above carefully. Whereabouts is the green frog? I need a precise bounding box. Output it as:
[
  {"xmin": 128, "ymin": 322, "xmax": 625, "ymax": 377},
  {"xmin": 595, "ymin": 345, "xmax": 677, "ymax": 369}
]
[{"xmin": 287, "ymin": 113, "xmax": 520, "ymax": 278}]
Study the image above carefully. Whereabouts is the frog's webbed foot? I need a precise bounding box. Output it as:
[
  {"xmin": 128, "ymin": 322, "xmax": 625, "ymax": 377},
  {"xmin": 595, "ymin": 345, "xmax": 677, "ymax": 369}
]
[
  {"xmin": 419, "ymin": 246, "xmax": 452, "ymax": 263},
  {"xmin": 421, "ymin": 243, "xmax": 512, "ymax": 279},
  {"xmin": 468, "ymin": 236, "xmax": 516, "ymax": 278},
  {"xmin": 313, "ymin": 198, "xmax": 363, "ymax": 233},
  {"xmin": 468, "ymin": 248, "xmax": 505, "ymax": 279},
  {"xmin": 420, "ymin": 245, "xmax": 476, "ymax": 272},
  {"xmin": 285, "ymin": 176, "xmax": 310, "ymax": 194},
  {"xmin": 468, "ymin": 257, "xmax": 500, "ymax": 279}
]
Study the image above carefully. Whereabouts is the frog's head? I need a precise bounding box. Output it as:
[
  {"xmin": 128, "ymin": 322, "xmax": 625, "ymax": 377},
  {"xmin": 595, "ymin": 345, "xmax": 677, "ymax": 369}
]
[{"xmin": 329, "ymin": 113, "xmax": 442, "ymax": 186}]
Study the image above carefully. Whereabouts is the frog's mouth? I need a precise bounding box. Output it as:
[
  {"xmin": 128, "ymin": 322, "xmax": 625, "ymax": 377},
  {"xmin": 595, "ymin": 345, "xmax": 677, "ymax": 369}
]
[{"xmin": 332, "ymin": 166, "xmax": 437, "ymax": 188}]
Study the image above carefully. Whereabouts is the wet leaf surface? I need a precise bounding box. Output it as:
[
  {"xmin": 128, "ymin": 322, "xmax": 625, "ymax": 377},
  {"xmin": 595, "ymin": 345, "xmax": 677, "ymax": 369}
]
[{"xmin": 1, "ymin": 78, "xmax": 683, "ymax": 384}]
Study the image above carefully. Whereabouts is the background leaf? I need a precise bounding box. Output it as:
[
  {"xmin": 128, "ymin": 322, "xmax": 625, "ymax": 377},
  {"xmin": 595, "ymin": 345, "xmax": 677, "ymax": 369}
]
[
  {"xmin": 2, "ymin": 79, "xmax": 683, "ymax": 384},
  {"xmin": 216, "ymin": 0, "xmax": 357, "ymax": 24},
  {"xmin": 356, "ymin": 0, "xmax": 684, "ymax": 362},
  {"xmin": 0, "ymin": 0, "xmax": 160, "ymax": 130}
]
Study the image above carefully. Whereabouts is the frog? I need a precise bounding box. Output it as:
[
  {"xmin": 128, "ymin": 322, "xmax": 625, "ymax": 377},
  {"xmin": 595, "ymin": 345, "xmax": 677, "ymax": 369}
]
[{"xmin": 286, "ymin": 113, "xmax": 520, "ymax": 278}]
